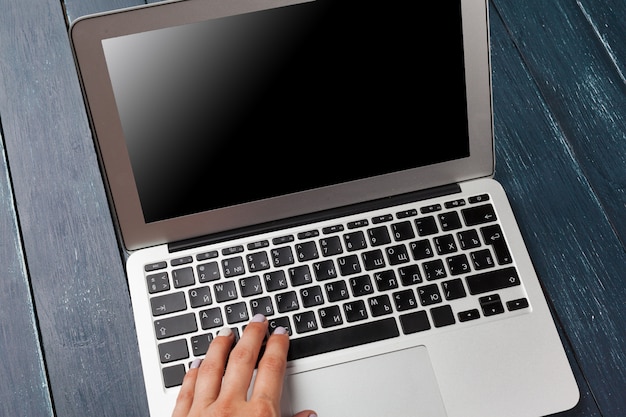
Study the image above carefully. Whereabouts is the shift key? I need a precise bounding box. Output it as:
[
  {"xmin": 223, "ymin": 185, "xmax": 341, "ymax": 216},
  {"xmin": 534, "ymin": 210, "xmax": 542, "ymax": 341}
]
[
  {"xmin": 466, "ymin": 267, "xmax": 520, "ymax": 295},
  {"xmin": 155, "ymin": 313, "xmax": 197, "ymax": 339}
]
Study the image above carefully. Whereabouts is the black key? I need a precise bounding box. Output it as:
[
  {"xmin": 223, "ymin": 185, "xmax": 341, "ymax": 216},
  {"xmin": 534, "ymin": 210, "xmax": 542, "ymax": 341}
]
[
  {"xmin": 313, "ymin": 259, "xmax": 337, "ymax": 281},
  {"xmin": 446, "ymin": 254, "xmax": 471, "ymax": 275},
  {"xmin": 222, "ymin": 256, "xmax": 245, "ymax": 278},
  {"xmin": 431, "ymin": 305, "xmax": 455, "ymax": 327},
  {"xmin": 155, "ymin": 313, "xmax": 197, "ymax": 340},
  {"xmin": 414, "ymin": 216, "xmax": 438, "ymax": 236},
  {"xmin": 145, "ymin": 261, "xmax": 167, "ymax": 272},
  {"xmin": 338, "ymin": 254, "xmax": 361, "ymax": 276},
  {"xmin": 373, "ymin": 270, "xmax": 399, "ymax": 291},
  {"xmin": 225, "ymin": 301, "xmax": 249, "ymax": 324},
  {"xmin": 434, "ymin": 234, "xmax": 457, "ymax": 255},
  {"xmin": 393, "ymin": 289, "xmax": 418, "ymax": 311},
  {"xmin": 399, "ymin": 310, "xmax": 430, "ymax": 334},
  {"xmin": 344, "ymin": 300, "xmax": 368, "ymax": 322},
  {"xmin": 293, "ymin": 311, "xmax": 318, "ymax": 334},
  {"xmin": 239, "ymin": 275, "xmax": 263, "ymax": 297},
  {"xmin": 162, "ymin": 364, "xmax": 186, "ymax": 388},
  {"xmin": 367, "ymin": 226, "xmax": 391, "ymax": 247},
  {"xmin": 319, "ymin": 305, "xmax": 343, "ymax": 328},
  {"xmin": 172, "ymin": 267, "xmax": 195, "ymax": 288},
  {"xmin": 250, "ymin": 296, "xmax": 274, "ymax": 316},
  {"xmin": 458, "ymin": 309, "xmax": 481, "ymax": 322},
  {"xmin": 276, "ymin": 291, "xmax": 299, "ymax": 313},
  {"xmin": 466, "ymin": 267, "xmax": 521, "ymax": 295},
  {"xmin": 368, "ymin": 294, "xmax": 393, "ymax": 317},
  {"xmin": 199, "ymin": 307, "xmax": 224, "ymax": 329},
  {"xmin": 287, "ymin": 318, "xmax": 399, "ymax": 361},
  {"xmin": 479, "ymin": 294, "xmax": 505, "ymax": 316},
  {"xmin": 461, "ymin": 204, "xmax": 497, "ymax": 226},
  {"xmin": 151, "ymin": 292, "xmax": 187, "ymax": 316},
  {"xmin": 423, "ymin": 259, "xmax": 447, "ymax": 281},
  {"xmin": 264, "ymin": 270, "xmax": 288, "ymax": 292},
  {"xmin": 189, "ymin": 286, "xmax": 212, "ymax": 308},
  {"xmin": 300, "ymin": 286, "xmax": 324, "ymax": 307},
  {"xmin": 158, "ymin": 339, "xmax": 189, "ymax": 363},
  {"xmin": 409, "ymin": 239, "xmax": 434, "ymax": 260},
  {"xmin": 385, "ymin": 244, "xmax": 410, "ymax": 265},
  {"xmin": 480, "ymin": 224, "xmax": 512, "ymax": 264},
  {"xmin": 214, "ymin": 281, "xmax": 238, "ymax": 302},
  {"xmin": 438, "ymin": 211, "xmax": 462, "ymax": 231},
  {"xmin": 398, "ymin": 264, "xmax": 422, "ymax": 286},
  {"xmin": 171, "ymin": 256, "xmax": 193, "ymax": 266},
  {"xmin": 418, "ymin": 284, "xmax": 442, "ymax": 306},
  {"xmin": 507, "ymin": 298, "xmax": 530, "ymax": 311},
  {"xmin": 197, "ymin": 262, "xmax": 220, "ymax": 282},
  {"xmin": 295, "ymin": 241, "xmax": 319, "ymax": 261},
  {"xmin": 362, "ymin": 249, "xmax": 386, "ymax": 271},
  {"xmin": 288, "ymin": 265, "xmax": 313, "ymax": 286},
  {"xmin": 457, "ymin": 229, "xmax": 481, "ymax": 250},
  {"xmin": 319, "ymin": 236, "xmax": 343, "ymax": 256},
  {"xmin": 344, "ymin": 231, "xmax": 367, "ymax": 251},
  {"xmin": 268, "ymin": 316, "xmax": 292, "ymax": 335},
  {"xmin": 147, "ymin": 272, "xmax": 170, "ymax": 294},
  {"xmin": 271, "ymin": 247, "xmax": 294, "ymax": 267},
  {"xmin": 349, "ymin": 275, "xmax": 374, "ymax": 297},
  {"xmin": 391, "ymin": 221, "xmax": 415, "ymax": 241},
  {"xmin": 470, "ymin": 249, "xmax": 495, "ymax": 270},
  {"xmin": 191, "ymin": 333, "xmax": 213, "ymax": 356},
  {"xmin": 247, "ymin": 251, "xmax": 271, "ymax": 272},
  {"xmin": 442, "ymin": 279, "xmax": 467, "ymax": 300},
  {"xmin": 325, "ymin": 280, "xmax": 349, "ymax": 302}
]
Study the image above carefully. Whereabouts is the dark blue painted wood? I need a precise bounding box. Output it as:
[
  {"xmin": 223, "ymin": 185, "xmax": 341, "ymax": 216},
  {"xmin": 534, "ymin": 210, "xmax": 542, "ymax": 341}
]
[
  {"xmin": 0, "ymin": 137, "xmax": 54, "ymax": 416},
  {"xmin": 491, "ymin": 0, "xmax": 626, "ymax": 415},
  {"xmin": 0, "ymin": 0, "xmax": 149, "ymax": 416},
  {"xmin": 0, "ymin": 0, "xmax": 622, "ymax": 416}
]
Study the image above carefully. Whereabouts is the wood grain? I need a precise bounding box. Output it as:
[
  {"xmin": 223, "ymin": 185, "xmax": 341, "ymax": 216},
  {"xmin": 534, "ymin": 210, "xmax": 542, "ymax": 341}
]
[
  {"xmin": 0, "ymin": 0, "xmax": 149, "ymax": 415},
  {"xmin": 0, "ymin": 138, "xmax": 54, "ymax": 416},
  {"xmin": 491, "ymin": 0, "xmax": 626, "ymax": 414}
]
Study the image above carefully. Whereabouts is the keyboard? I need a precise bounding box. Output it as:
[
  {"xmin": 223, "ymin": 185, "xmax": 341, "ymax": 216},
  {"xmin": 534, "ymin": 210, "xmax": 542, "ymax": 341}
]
[{"xmin": 143, "ymin": 193, "xmax": 530, "ymax": 388}]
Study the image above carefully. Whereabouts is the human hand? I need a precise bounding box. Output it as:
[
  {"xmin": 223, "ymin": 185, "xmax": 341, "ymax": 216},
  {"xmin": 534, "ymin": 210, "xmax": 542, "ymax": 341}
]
[{"xmin": 172, "ymin": 313, "xmax": 316, "ymax": 417}]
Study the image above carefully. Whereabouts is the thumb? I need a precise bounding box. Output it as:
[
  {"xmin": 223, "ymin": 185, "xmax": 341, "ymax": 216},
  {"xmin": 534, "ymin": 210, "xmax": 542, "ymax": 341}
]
[{"xmin": 292, "ymin": 411, "xmax": 317, "ymax": 417}]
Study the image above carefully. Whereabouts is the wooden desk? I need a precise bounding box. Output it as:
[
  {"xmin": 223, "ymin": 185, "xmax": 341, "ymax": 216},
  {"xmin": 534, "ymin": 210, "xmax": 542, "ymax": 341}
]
[{"xmin": 1, "ymin": 0, "xmax": 624, "ymax": 416}]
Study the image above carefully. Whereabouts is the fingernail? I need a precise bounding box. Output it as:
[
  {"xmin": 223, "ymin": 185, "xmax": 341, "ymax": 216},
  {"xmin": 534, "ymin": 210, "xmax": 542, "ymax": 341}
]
[
  {"xmin": 273, "ymin": 326, "xmax": 288, "ymax": 335},
  {"xmin": 217, "ymin": 327, "xmax": 233, "ymax": 337},
  {"xmin": 190, "ymin": 359, "xmax": 203, "ymax": 369},
  {"xmin": 309, "ymin": 414, "xmax": 318, "ymax": 417},
  {"xmin": 251, "ymin": 313, "xmax": 266, "ymax": 323}
]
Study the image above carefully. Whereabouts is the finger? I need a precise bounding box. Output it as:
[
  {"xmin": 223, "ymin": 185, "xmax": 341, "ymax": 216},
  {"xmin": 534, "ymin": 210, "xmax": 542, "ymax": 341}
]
[
  {"xmin": 292, "ymin": 411, "xmax": 318, "ymax": 417},
  {"xmin": 191, "ymin": 327, "xmax": 235, "ymax": 408},
  {"xmin": 219, "ymin": 314, "xmax": 269, "ymax": 400},
  {"xmin": 171, "ymin": 358, "xmax": 203, "ymax": 417},
  {"xmin": 249, "ymin": 326, "xmax": 289, "ymax": 404}
]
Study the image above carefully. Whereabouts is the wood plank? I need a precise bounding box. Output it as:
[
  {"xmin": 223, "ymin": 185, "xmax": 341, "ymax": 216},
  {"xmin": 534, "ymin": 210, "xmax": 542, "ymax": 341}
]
[
  {"xmin": 493, "ymin": 0, "xmax": 626, "ymax": 249},
  {"xmin": 63, "ymin": 0, "xmax": 143, "ymax": 22},
  {"xmin": 490, "ymin": 1, "xmax": 626, "ymax": 414},
  {"xmin": 0, "ymin": 0, "xmax": 150, "ymax": 415},
  {"xmin": 0, "ymin": 137, "xmax": 54, "ymax": 416}
]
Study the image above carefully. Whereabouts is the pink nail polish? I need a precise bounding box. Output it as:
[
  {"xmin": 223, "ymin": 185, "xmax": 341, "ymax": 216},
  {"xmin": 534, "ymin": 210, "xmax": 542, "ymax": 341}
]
[
  {"xmin": 273, "ymin": 326, "xmax": 288, "ymax": 335},
  {"xmin": 251, "ymin": 313, "xmax": 266, "ymax": 323}
]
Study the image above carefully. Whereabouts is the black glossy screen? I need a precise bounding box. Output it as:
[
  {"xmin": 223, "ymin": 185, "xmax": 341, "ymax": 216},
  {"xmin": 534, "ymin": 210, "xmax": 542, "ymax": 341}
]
[{"xmin": 103, "ymin": 0, "xmax": 469, "ymax": 223}]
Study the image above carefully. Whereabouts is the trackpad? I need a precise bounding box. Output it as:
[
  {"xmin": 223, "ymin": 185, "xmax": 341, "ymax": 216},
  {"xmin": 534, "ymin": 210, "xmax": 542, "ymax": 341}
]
[{"xmin": 283, "ymin": 346, "xmax": 448, "ymax": 417}]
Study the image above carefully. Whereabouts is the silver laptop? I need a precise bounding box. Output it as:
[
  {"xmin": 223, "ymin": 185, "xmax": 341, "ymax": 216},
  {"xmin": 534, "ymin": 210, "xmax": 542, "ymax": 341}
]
[{"xmin": 70, "ymin": 0, "xmax": 580, "ymax": 416}]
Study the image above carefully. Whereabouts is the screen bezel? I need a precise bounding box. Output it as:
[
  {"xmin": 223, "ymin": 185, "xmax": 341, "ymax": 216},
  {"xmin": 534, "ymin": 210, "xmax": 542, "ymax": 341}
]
[{"xmin": 70, "ymin": 0, "xmax": 494, "ymax": 251}]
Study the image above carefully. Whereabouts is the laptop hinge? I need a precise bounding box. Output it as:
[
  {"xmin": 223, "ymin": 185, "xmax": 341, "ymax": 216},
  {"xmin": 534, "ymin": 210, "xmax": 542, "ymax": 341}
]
[{"xmin": 168, "ymin": 183, "xmax": 462, "ymax": 253}]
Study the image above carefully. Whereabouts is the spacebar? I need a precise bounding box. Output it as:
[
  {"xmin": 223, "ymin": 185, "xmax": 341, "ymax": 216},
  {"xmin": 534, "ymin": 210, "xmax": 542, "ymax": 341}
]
[{"xmin": 287, "ymin": 318, "xmax": 400, "ymax": 361}]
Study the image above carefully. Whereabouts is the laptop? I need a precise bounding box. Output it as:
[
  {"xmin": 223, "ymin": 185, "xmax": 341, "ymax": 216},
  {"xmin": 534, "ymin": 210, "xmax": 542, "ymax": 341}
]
[{"xmin": 69, "ymin": 0, "xmax": 580, "ymax": 416}]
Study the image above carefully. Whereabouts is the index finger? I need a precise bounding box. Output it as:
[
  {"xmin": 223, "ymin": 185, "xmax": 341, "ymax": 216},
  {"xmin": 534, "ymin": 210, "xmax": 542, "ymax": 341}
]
[{"xmin": 249, "ymin": 327, "xmax": 290, "ymax": 402}]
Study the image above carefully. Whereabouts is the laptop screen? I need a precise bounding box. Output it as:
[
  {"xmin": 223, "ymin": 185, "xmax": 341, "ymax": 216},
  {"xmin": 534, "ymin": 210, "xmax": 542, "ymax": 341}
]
[{"xmin": 102, "ymin": 0, "xmax": 469, "ymax": 224}]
